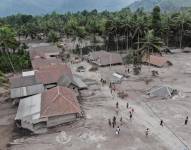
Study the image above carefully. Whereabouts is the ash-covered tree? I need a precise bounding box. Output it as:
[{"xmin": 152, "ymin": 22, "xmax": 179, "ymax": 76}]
[
  {"xmin": 152, "ymin": 6, "xmax": 161, "ymax": 37},
  {"xmin": 47, "ymin": 30, "xmax": 60, "ymax": 43}
]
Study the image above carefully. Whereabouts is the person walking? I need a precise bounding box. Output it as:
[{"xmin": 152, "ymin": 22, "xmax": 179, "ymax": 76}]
[
  {"xmin": 116, "ymin": 126, "xmax": 120, "ymax": 135},
  {"xmin": 130, "ymin": 112, "xmax": 133, "ymax": 120},
  {"xmin": 160, "ymin": 120, "xmax": 164, "ymax": 127},
  {"xmin": 112, "ymin": 116, "xmax": 116, "ymax": 128},
  {"xmin": 185, "ymin": 116, "xmax": 189, "ymax": 125},
  {"xmin": 120, "ymin": 117, "xmax": 123, "ymax": 125},
  {"xmin": 145, "ymin": 128, "xmax": 149, "ymax": 137},
  {"xmin": 116, "ymin": 102, "xmax": 119, "ymax": 109},
  {"xmin": 108, "ymin": 119, "xmax": 111, "ymax": 127},
  {"xmin": 126, "ymin": 102, "xmax": 129, "ymax": 109}
]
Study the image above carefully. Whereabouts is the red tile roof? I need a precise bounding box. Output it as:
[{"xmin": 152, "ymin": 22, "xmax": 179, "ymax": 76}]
[
  {"xmin": 35, "ymin": 64, "xmax": 73, "ymax": 85},
  {"xmin": 143, "ymin": 55, "xmax": 169, "ymax": 67},
  {"xmin": 31, "ymin": 58, "xmax": 63, "ymax": 70},
  {"xmin": 40, "ymin": 86, "xmax": 81, "ymax": 117}
]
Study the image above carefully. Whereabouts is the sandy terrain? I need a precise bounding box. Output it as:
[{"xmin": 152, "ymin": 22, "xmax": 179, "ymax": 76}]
[
  {"xmin": 0, "ymin": 88, "xmax": 16, "ymax": 150},
  {"xmin": 5, "ymin": 52, "xmax": 191, "ymax": 150}
]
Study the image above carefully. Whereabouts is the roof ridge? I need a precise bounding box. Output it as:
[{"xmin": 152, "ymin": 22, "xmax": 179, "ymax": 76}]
[
  {"xmin": 41, "ymin": 87, "xmax": 59, "ymax": 116},
  {"xmin": 59, "ymin": 88, "xmax": 80, "ymax": 112}
]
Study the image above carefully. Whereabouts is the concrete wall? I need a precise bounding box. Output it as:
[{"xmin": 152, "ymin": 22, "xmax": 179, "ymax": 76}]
[{"xmin": 47, "ymin": 114, "xmax": 77, "ymax": 127}]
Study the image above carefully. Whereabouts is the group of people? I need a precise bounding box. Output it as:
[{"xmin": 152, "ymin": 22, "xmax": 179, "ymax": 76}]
[
  {"xmin": 108, "ymin": 100, "xmax": 189, "ymax": 137},
  {"xmin": 108, "ymin": 101, "xmax": 136, "ymax": 136},
  {"xmin": 103, "ymin": 77, "xmax": 190, "ymax": 138}
]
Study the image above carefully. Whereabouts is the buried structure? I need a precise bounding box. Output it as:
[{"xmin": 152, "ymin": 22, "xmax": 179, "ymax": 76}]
[
  {"xmin": 147, "ymin": 86, "xmax": 178, "ymax": 98},
  {"xmin": 86, "ymin": 50, "xmax": 123, "ymax": 66},
  {"xmin": 142, "ymin": 55, "xmax": 172, "ymax": 68},
  {"xmin": 15, "ymin": 86, "xmax": 81, "ymax": 133}
]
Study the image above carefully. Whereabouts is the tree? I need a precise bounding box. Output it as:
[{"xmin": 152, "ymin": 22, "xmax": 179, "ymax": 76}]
[
  {"xmin": 173, "ymin": 11, "xmax": 191, "ymax": 48},
  {"xmin": 152, "ymin": 6, "xmax": 161, "ymax": 37},
  {"xmin": 137, "ymin": 30, "xmax": 163, "ymax": 72},
  {"xmin": 47, "ymin": 30, "xmax": 60, "ymax": 43}
]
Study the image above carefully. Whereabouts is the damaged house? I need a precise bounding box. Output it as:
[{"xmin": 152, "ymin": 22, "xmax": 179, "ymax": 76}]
[
  {"xmin": 86, "ymin": 50, "xmax": 123, "ymax": 66},
  {"xmin": 142, "ymin": 55, "xmax": 172, "ymax": 68},
  {"xmin": 15, "ymin": 86, "xmax": 81, "ymax": 133}
]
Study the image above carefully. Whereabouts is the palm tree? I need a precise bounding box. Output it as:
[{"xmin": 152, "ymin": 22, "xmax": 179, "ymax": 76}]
[
  {"xmin": 0, "ymin": 26, "xmax": 19, "ymax": 72},
  {"xmin": 173, "ymin": 11, "xmax": 191, "ymax": 49},
  {"xmin": 136, "ymin": 30, "xmax": 163, "ymax": 72}
]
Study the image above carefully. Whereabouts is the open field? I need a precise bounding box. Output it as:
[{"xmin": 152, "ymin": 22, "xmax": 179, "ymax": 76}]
[{"xmin": 0, "ymin": 52, "xmax": 190, "ymax": 150}]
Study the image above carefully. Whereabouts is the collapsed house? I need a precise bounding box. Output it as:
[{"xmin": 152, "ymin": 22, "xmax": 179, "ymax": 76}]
[
  {"xmin": 58, "ymin": 75, "xmax": 87, "ymax": 90},
  {"xmin": 86, "ymin": 50, "xmax": 123, "ymax": 66},
  {"xmin": 15, "ymin": 86, "xmax": 81, "ymax": 133},
  {"xmin": 142, "ymin": 55, "xmax": 172, "ymax": 68},
  {"xmin": 9, "ymin": 71, "xmax": 44, "ymax": 99},
  {"xmin": 183, "ymin": 47, "xmax": 191, "ymax": 53},
  {"xmin": 147, "ymin": 86, "xmax": 178, "ymax": 98}
]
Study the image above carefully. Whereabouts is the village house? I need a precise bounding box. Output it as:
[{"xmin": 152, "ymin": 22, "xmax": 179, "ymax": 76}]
[
  {"xmin": 35, "ymin": 64, "xmax": 87, "ymax": 91},
  {"xmin": 35, "ymin": 64, "xmax": 74, "ymax": 89},
  {"xmin": 86, "ymin": 50, "xmax": 123, "ymax": 66},
  {"xmin": 29, "ymin": 45, "xmax": 62, "ymax": 60},
  {"xmin": 31, "ymin": 57, "xmax": 63, "ymax": 70},
  {"xmin": 15, "ymin": 86, "xmax": 81, "ymax": 133}
]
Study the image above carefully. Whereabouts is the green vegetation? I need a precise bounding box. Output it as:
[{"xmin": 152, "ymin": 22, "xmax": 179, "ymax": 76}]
[
  {"xmin": 0, "ymin": 25, "xmax": 31, "ymax": 73},
  {"xmin": 0, "ymin": 6, "xmax": 191, "ymax": 74},
  {"xmin": 1, "ymin": 7, "xmax": 191, "ymax": 49},
  {"xmin": 0, "ymin": 70, "xmax": 7, "ymax": 87}
]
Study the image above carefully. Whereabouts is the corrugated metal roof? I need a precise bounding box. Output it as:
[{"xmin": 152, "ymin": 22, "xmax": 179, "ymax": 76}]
[
  {"xmin": 57, "ymin": 75, "xmax": 87, "ymax": 89},
  {"xmin": 11, "ymin": 84, "xmax": 44, "ymax": 99},
  {"xmin": 15, "ymin": 94, "xmax": 41, "ymax": 123},
  {"xmin": 10, "ymin": 75, "xmax": 42, "ymax": 88},
  {"xmin": 73, "ymin": 76, "xmax": 87, "ymax": 89}
]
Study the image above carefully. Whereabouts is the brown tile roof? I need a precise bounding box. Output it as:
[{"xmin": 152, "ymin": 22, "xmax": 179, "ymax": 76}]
[
  {"xmin": 89, "ymin": 51, "xmax": 123, "ymax": 66},
  {"xmin": 40, "ymin": 86, "xmax": 81, "ymax": 117},
  {"xmin": 31, "ymin": 58, "xmax": 63, "ymax": 70},
  {"xmin": 35, "ymin": 64, "xmax": 73, "ymax": 85},
  {"xmin": 142, "ymin": 55, "xmax": 169, "ymax": 67},
  {"xmin": 29, "ymin": 45, "xmax": 61, "ymax": 60}
]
